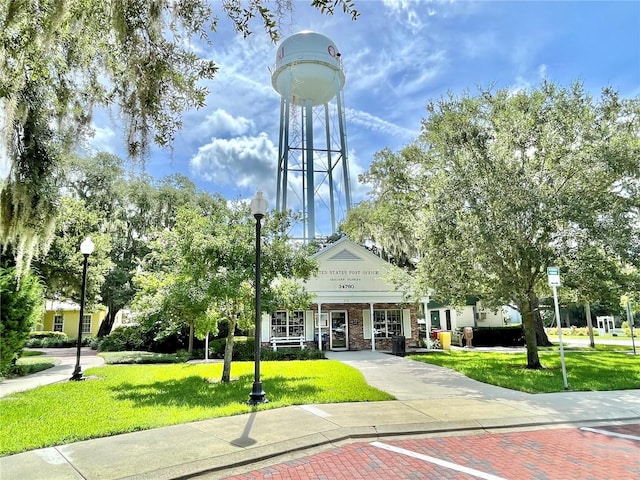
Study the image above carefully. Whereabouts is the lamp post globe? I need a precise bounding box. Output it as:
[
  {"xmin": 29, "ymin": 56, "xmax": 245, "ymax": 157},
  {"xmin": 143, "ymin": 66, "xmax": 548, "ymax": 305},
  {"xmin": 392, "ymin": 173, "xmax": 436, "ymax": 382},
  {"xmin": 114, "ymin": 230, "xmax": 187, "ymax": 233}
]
[
  {"xmin": 71, "ymin": 236, "xmax": 94, "ymax": 381},
  {"xmin": 249, "ymin": 191, "xmax": 268, "ymax": 405}
]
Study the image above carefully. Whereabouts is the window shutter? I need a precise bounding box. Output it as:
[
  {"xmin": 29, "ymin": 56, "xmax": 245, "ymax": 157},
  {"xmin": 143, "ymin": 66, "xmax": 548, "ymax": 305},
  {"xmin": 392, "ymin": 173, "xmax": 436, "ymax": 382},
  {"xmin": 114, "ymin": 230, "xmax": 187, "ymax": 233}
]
[
  {"xmin": 261, "ymin": 313, "xmax": 270, "ymax": 342},
  {"xmin": 363, "ymin": 309, "xmax": 371, "ymax": 339},
  {"xmin": 305, "ymin": 310, "xmax": 314, "ymax": 341},
  {"xmin": 402, "ymin": 309, "xmax": 411, "ymax": 337}
]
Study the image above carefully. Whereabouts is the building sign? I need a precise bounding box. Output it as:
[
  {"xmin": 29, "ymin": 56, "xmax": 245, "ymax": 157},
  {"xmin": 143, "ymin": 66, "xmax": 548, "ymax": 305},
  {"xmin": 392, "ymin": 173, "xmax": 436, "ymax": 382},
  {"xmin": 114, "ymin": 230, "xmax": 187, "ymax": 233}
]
[
  {"xmin": 316, "ymin": 269, "xmax": 382, "ymax": 290},
  {"xmin": 303, "ymin": 242, "xmax": 394, "ymax": 293}
]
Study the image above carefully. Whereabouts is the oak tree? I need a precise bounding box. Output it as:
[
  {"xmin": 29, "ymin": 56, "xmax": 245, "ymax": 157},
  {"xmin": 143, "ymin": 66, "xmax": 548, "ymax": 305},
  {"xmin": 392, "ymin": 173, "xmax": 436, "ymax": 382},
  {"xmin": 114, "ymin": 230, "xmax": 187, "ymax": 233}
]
[
  {"xmin": 0, "ymin": 0, "xmax": 358, "ymax": 271},
  {"xmin": 344, "ymin": 82, "xmax": 640, "ymax": 368}
]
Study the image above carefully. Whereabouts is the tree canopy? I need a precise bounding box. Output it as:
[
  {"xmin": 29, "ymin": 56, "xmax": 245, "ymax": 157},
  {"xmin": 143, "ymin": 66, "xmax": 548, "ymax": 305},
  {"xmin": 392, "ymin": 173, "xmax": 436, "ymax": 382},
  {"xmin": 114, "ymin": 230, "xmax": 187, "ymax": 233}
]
[
  {"xmin": 132, "ymin": 200, "xmax": 317, "ymax": 380},
  {"xmin": 0, "ymin": 0, "xmax": 358, "ymax": 272},
  {"xmin": 343, "ymin": 81, "xmax": 640, "ymax": 368}
]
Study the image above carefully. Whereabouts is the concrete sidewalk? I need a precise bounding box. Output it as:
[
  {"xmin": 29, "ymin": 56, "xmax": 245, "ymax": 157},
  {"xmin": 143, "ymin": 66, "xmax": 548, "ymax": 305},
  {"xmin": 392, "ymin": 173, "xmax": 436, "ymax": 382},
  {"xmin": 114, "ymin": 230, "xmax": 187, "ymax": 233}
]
[
  {"xmin": 0, "ymin": 347, "xmax": 105, "ymax": 398},
  {"xmin": 1, "ymin": 350, "xmax": 639, "ymax": 480}
]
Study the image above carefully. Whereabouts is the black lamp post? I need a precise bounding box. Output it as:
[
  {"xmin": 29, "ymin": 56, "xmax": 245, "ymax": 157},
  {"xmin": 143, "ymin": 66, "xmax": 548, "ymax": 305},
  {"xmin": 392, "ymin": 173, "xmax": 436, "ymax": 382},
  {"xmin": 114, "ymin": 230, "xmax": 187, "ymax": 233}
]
[
  {"xmin": 249, "ymin": 190, "xmax": 268, "ymax": 405},
  {"xmin": 71, "ymin": 236, "xmax": 94, "ymax": 381}
]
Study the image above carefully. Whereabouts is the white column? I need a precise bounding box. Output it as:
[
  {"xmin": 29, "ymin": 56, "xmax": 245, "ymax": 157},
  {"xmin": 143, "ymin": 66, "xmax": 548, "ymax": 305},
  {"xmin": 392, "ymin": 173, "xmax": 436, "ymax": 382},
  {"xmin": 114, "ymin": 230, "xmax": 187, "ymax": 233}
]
[
  {"xmin": 370, "ymin": 302, "xmax": 375, "ymax": 351},
  {"xmin": 423, "ymin": 296, "xmax": 430, "ymax": 350},
  {"xmin": 318, "ymin": 303, "xmax": 323, "ymax": 351}
]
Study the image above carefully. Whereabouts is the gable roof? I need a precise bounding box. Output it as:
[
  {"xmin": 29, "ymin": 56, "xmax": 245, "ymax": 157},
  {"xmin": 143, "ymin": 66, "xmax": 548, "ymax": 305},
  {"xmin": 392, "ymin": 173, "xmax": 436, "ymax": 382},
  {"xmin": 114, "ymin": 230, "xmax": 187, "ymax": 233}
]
[{"xmin": 311, "ymin": 236, "xmax": 393, "ymax": 268}]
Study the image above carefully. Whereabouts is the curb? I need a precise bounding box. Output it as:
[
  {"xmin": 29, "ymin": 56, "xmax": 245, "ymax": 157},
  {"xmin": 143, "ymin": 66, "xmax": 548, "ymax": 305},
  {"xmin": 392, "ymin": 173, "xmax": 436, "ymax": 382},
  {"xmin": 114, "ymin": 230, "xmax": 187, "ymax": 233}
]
[{"xmin": 122, "ymin": 415, "xmax": 640, "ymax": 480}]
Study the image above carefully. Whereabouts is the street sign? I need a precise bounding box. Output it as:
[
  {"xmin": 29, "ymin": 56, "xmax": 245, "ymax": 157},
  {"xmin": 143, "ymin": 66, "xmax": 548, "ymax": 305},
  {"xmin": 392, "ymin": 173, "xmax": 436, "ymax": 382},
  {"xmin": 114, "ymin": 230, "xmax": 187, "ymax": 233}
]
[
  {"xmin": 547, "ymin": 267, "xmax": 561, "ymax": 286},
  {"xmin": 548, "ymin": 265, "xmax": 568, "ymax": 389}
]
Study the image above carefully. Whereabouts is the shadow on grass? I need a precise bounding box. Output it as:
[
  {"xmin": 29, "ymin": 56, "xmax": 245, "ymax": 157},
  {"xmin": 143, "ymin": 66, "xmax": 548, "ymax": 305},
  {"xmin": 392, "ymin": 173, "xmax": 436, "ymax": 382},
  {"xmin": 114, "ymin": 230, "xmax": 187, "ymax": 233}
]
[{"xmin": 110, "ymin": 374, "xmax": 321, "ymax": 408}]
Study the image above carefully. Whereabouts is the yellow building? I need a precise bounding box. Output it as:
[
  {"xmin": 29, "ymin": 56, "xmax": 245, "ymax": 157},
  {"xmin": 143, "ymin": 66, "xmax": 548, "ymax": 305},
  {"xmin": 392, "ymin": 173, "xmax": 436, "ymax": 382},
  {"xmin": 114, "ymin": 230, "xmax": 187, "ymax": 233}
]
[{"xmin": 40, "ymin": 300, "xmax": 106, "ymax": 337}]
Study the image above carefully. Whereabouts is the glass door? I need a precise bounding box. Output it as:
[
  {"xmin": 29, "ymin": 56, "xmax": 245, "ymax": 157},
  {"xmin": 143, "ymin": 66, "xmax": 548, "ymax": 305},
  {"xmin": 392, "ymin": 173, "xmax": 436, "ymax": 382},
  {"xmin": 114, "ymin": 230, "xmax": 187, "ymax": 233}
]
[{"xmin": 330, "ymin": 311, "xmax": 348, "ymax": 350}]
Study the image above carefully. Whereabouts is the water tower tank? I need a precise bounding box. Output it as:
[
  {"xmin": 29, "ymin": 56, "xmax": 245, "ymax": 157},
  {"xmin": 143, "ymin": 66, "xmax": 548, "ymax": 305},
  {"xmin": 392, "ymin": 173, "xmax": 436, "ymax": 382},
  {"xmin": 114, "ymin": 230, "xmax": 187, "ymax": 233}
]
[{"xmin": 272, "ymin": 31, "xmax": 345, "ymax": 106}]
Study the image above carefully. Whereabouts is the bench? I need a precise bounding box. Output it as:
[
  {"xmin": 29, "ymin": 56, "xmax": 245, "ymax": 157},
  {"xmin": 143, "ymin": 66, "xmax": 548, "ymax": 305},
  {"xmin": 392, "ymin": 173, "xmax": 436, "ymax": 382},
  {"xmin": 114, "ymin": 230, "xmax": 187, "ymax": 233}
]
[{"xmin": 270, "ymin": 336, "xmax": 306, "ymax": 351}]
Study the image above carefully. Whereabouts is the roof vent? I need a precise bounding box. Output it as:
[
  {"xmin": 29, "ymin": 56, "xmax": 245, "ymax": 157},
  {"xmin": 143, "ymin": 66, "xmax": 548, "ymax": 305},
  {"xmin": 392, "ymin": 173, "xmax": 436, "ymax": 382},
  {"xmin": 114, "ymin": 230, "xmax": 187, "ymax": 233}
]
[{"xmin": 328, "ymin": 249, "xmax": 362, "ymax": 261}]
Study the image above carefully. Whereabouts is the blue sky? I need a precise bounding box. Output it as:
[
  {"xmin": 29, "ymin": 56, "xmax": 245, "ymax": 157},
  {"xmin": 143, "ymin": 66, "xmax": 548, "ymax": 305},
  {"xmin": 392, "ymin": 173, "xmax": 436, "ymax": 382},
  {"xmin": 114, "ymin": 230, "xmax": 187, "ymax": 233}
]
[{"xmin": 90, "ymin": 0, "xmax": 640, "ymax": 236}]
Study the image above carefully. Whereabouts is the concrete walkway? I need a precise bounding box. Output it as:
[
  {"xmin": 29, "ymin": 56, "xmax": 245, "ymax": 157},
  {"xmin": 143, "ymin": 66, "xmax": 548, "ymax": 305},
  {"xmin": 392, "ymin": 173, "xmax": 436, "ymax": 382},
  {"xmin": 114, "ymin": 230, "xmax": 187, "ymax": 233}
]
[
  {"xmin": 0, "ymin": 347, "xmax": 105, "ymax": 397},
  {"xmin": 1, "ymin": 350, "xmax": 639, "ymax": 479}
]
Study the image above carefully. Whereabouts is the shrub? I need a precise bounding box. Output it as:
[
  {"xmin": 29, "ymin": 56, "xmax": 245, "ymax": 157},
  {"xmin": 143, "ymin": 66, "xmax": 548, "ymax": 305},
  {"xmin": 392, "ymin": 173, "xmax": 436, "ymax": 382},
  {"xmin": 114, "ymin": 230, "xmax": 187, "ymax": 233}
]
[
  {"xmin": 0, "ymin": 268, "xmax": 44, "ymax": 375},
  {"xmin": 465, "ymin": 326, "xmax": 525, "ymax": 347},
  {"xmin": 25, "ymin": 333, "xmax": 81, "ymax": 348},
  {"xmin": 233, "ymin": 337, "xmax": 255, "ymax": 360},
  {"xmin": 28, "ymin": 331, "xmax": 68, "ymax": 339},
  {"xmin": 100, "ymin": 351, "xmax": 188, "ymax": 364},
  {"xmin": 260, "ymin": 348, "xmax": 326, "ymax": 361},
  {"xmin": 207, "ymin": 336, "xmax": 253, "ymax": 360},
  {"xmin": 25, "ymin": 332, "xmax": 68, "ymax": 347},
  {"xmin": 420, "ymin": 337, "xmax": 441, "ymax": 349},
  {"xmin": 547, "ymin": 327, "xmax": 600, "ymax": 337},
  {"xmin": 10, "ymin": 357, "xmax": 59, "ymax": 376},
  {"xmin": 208, "ymin": 337, "xmax": 227, "ymax": 358},
  {"xmin": 207, "ymin": 337, "xmax": 324, "ymax": 361},
  {"xmin": 97, "ymin": 326, "xmax": 149, "ymax": 352},
  {"xmin": 621, "ymin": 321, "xmax": 639, "ymax": 337}
]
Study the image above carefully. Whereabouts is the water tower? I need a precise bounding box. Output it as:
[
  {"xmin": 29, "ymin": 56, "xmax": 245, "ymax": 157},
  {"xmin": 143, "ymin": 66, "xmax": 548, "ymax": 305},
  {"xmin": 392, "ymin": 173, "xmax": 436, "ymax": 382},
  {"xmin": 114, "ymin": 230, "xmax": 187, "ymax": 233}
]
[{"xmin": 271, "ymin": 31, "xmax": 352, "ymax": 242}]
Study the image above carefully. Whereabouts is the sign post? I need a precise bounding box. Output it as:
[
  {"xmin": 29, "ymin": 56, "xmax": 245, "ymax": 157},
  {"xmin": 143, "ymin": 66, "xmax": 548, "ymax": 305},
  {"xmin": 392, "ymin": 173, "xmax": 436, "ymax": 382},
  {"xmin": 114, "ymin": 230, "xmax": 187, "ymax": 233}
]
[
  {"xmin": 626, "ymin": 300, "xmax": 636, "ymax": 355},
  {"xmin": 548, "ymin": 267, "xmax": 568, "ymax": 389}
]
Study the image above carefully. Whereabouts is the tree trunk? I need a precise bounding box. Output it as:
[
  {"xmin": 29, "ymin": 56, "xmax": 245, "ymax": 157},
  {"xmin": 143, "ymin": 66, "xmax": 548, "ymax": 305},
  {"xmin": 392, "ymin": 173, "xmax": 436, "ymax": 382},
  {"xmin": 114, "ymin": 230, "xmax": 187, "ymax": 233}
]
[
  {"xmin": 532, "ymin": 297, "xmax": 552, "ymax": 346},
  {"xmin": 188, "ymin": 322, "xmax": 194, "ymax": 354},
  {"xmin": 221, "ymin": 318, "xmax": 238, "ymax": 383},
  {"xmin": 522, "ymin": 295, "xmax": 542, "ymax": 369},
  {"xmin": 97, "ymin": 304, "xmax": 119, "ymax": 337}
]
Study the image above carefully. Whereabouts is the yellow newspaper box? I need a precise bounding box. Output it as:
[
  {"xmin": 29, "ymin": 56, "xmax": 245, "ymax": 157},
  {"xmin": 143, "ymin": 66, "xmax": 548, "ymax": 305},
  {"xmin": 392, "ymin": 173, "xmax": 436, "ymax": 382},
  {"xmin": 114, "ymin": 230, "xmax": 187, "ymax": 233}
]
[{"xmin": 439, "ymin": 331, "xmax": 451, "ymax": 350}]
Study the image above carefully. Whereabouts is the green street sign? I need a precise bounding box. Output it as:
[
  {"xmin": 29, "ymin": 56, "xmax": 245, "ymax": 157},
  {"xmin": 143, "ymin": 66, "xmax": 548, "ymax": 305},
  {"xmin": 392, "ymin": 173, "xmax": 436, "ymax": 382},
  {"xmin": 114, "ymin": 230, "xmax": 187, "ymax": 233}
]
[{"xmin": 547, "ymin": 267, "xmax": 561, "ymax": 286}]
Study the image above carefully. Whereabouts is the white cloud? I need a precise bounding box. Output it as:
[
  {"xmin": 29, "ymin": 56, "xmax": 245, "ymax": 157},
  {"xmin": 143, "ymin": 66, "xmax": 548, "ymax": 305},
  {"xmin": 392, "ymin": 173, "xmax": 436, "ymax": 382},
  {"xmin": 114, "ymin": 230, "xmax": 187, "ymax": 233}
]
[
  {"xmin": 189, "ymin": 132, "xmax": 278, "ymax": 195},
  {"xmin": 538, "ymin": 64, "xmax": 548, "ymax": 79},
  {"xmin": 382, "ymin": 0, "xmax": 430, "ymax": 31},
  {"xmin": 199, "ymin": 109, "xmax": 255, "ymax": 137},
  {"xmin": 345, "ymin": 108, "xmax": 418, "ymax": 140},
  {"xmin": 84, "ymin": 124, "xmax": 116, "ymax": 154}
]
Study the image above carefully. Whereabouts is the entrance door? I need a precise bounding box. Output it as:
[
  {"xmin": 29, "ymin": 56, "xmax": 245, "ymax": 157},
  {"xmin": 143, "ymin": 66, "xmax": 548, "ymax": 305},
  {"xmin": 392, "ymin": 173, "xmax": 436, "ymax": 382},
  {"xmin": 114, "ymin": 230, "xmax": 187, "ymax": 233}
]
[
  {"xmin": 445, "ymin": 309, "xmax": 452, "ymax": 330},
  {"xmin": 330, "ymin": 311, "xmax": 348, "ymax": 350}
]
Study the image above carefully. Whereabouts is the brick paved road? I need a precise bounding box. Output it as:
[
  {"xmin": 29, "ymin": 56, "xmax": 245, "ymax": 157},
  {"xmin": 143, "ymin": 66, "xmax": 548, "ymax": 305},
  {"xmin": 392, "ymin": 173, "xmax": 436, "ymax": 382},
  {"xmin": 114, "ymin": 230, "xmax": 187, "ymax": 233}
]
[{"xmin": 224, "ymin": 424, "xmax": 640, "ymax": 480}]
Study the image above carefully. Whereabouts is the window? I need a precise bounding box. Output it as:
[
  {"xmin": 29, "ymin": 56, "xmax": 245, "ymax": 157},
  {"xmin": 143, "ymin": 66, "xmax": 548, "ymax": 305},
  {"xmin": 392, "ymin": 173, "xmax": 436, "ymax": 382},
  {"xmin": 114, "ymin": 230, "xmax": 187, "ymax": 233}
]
[
  {"xmin": 271, "ymin": 311, "xmax": 305, "ymax": 337},
  {"xmin": 82, "ymin": 314, "xmax": 92, "ymax": 334},
  {"xmin": 373, "ymin": 309, "xmax": 402, "ymax": 338},
  {"xmin": 53, "ymin": 314, "xmax": 63, "ymax": 332},
  {"xmin": 314, "ymin": 312, "xmax": 328, "ymax": 328}
]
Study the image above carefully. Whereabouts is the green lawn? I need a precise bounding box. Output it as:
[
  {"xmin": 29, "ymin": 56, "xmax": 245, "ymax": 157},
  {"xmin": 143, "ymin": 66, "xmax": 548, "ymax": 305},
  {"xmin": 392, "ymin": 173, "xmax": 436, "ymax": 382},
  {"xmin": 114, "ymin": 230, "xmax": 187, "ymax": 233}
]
[
  {"xmin": 0, "ymin": 360, "xmax": 393, "ymax": 457},
  {"xmin": 410, "ymin": 350, "xmax": 640, "ymax": 393},
  {"xmin": 8, "ymin": 354, "xmax": 60, "ymax": 377}
]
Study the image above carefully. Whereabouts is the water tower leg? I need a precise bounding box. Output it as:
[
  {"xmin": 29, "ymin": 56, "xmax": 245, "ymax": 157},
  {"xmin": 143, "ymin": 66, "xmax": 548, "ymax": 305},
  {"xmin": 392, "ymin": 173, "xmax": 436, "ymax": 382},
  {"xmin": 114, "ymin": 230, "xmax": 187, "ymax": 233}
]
[
  {"xmin": 304, "ymin": 100, "xmax": 315, "ymax": 241},
  {"xmin": 336, "ymin": 86, "xmax": 351, "ymax": 210},
  {"xmin": 283, "ymin": 97, "xmax": 292, "ymax": 210},
  {"xmin": 276, "ymin": 98, "xmax": 285, "ymax": 211},
  {"xmin": 324, "ymin": 103, "xmax": 336, "ymax": 234}
]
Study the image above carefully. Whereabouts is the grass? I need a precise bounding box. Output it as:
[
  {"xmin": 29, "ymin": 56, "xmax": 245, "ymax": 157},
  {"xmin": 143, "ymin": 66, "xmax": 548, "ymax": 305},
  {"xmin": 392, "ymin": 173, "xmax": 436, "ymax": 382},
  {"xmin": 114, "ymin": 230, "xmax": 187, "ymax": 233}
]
[
  {"xmin": 8, "ymin": 354, "xmax": 60, "ymax": 377},
  {"xmin": 410, "ymin": 350, "xmax": 640, "ymax": 393},
  {"xmin": 99, "ymin": 351, "xmax": 189, "ymax": 364},
  {"xmin": 20, "ymin": 350, "xmax": 45, "ymax": 357},
  {"xmin": 0, "ymin": 360, "xmax": 393, "ymax": 457}
]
